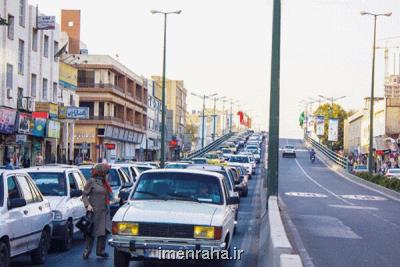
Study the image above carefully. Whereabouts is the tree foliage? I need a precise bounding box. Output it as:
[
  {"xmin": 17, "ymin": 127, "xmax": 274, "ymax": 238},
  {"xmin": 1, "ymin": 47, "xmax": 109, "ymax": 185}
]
[{"xmin": 313, "ymin": 103, "xmax": 348, "ymax": 150}]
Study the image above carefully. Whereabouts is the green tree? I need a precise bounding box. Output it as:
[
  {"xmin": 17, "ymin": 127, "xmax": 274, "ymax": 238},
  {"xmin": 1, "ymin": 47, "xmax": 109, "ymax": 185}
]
[{"xmin": 313, "ymin": 103, "xmax": 348, "ymax": 150}]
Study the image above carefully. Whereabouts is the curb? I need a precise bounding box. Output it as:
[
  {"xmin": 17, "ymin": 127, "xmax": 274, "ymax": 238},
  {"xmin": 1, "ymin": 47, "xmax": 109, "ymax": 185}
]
[{"xmin": 264, "ymin": 196, "xmax": 303, "ymax": 267}]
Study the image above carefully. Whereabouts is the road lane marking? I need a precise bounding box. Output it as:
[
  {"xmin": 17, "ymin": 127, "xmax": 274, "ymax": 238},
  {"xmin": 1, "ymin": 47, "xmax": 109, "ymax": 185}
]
[
  {"xmin": 341, "ymin": 195, "xmax": 387, "ymax": 201},
  {"xmin": 285, "ymin": 192, "xmax": 328, "ymax": 198},
  {"xmin": 329, "ymin": 204, "xmax": 378, "ymax": 210},
  {"xmin": 294, "ymin": 159, "xmax": 354, "ymax": 205}
]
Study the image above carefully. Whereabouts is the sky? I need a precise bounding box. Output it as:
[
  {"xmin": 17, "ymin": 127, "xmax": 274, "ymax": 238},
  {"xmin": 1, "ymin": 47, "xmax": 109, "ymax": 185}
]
[{"xmin": 31, "ymin": 0, "xmax": 400, "ymax": 138}]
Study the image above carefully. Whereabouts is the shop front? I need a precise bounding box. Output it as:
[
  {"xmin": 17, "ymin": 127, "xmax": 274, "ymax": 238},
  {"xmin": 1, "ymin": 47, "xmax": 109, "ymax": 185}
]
[{"xmin": 0, "ymin": 107, "xmax": 17, "ymax": 165}]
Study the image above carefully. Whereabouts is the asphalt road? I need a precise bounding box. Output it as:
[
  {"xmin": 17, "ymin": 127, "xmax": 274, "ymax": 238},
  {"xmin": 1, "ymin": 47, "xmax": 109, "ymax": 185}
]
[
  {"xmin": 279, "ymin": 138, "xmax": 400, "ymax": 267},
  {"xmin": 10, "ymin": 148, "xmax": 265, "ymax": 267}
]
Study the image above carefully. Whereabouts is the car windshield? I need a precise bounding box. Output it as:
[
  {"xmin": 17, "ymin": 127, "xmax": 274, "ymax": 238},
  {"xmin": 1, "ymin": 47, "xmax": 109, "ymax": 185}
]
[
  {"xmin": 230, "ymin": 156, "xmax": 249, "ymax": 163},
  {"xmin": 285, "ymin": 146, "xmax": 295, "ymax": 149},
  {"xmin": 136, "ymin": 166, "xmax": 153, "ymax": 173},
  {"xmin": 122, "ymin": 167, "xmax": 130, "ymax": 176},
  {"xmin": 165, "ymin": 164, "xmax": 188, "ymax": 169},
  {"xmin": 205, "ymin": 154, "xmax": 218, "ymax": 159},
  {"xmin": 29, "ymin": 172, "xmax": 67, "ymax": 196},
  {"xmin": 193, "ymin": 159, "xmax": 207, "ymax": 164},
  {"xmin": 131, "ymin": 172, "xmax": 223, "ymax": 204},
  {"xmin": 388, "ymin": 169, "xmax": 400, "ymax": 173},
  {"xmin": 79, "ymin": 168, "xmax": 92, "ymax": 180},
  {"xmin": 108, "ymin": 169, "xmax": 121, "ymax": 187},
  {"xmin": 222, "ymin": 149, "xmax": 231, "ymax": 153},
  {"xmin": 246, "ymin": 146, "xmax": 258, "ymax": 150},
  {"xmin": 356, "ymin": 166, "xmax": 367, "ymax": 170}
]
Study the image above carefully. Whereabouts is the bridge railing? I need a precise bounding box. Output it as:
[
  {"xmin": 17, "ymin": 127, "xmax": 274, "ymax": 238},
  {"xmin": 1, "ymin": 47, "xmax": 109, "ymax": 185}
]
[
  {"xmin": 185, "ymin": 132, "xmax": 235, "ymax": 160},
  {"xmin": 304, "ymin": 135, "xmax": 348, "ymax": 169}
]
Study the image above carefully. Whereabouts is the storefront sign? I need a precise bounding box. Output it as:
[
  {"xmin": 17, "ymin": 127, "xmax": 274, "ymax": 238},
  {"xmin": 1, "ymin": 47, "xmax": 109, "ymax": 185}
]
[
  {"xmin": 16, "ymin": 134, "xmax": 27, "ymax": 144},
  {"xmin": 32, "ymin": 118, "xmax": 47, "ymax": 137},
  {"xmin": 105, "ymin": 143, "xmax": 116, "ymax": 150},
  {"xmin": 35, "ymin": 102, "xmax": 58, "ymax": 119},
  {"xmin": 0, "ymin": 108, "xmax": 17, "ymax": 134},
  {"xmin": 46, "ymin": 120, "xmax": 61, "ymax": 139},
  {"xmin": 17, "ymin": 112, "xmax": 33, "ymax": 134},
  {"xmin": 74, "ymin": 126, "xmax": 96, "ymax": 143},
  {"xmin": 32, "ymin": 111, "xmax": 49, "ymax": 119},
  {"xmin": 37, "ymin": 16, "xmax": 56, "ymax": 30},
  {"xmin": 59, "ymin": 62, "xmax": 78, "ymax": 90},
  {"xmin": 66, "ymin": 107, "xmax": 89, "ymax": 119},
  {"xmin": 58, "ymin": 106, "xmax": 67, "ymax": 119}
]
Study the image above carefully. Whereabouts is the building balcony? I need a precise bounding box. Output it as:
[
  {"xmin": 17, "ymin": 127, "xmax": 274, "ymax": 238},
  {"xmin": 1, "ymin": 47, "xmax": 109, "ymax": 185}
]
[
  {"xmin": 76, "ymin": 115, "xmax": 146, "ymax": 134},
  {"xmin": 78, "ymin": 82, "xmax": 125, "ymax": 93}
]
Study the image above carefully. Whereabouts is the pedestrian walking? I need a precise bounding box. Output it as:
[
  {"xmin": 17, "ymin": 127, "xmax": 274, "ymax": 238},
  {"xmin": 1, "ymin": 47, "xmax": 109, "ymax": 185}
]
[
  {"xmin": 22, "ymin": 153, "xmax": 31, "ymax": 168},
  {"xmin": 82, "ymin": 163, "xmax": 113, "ymax": 259}
]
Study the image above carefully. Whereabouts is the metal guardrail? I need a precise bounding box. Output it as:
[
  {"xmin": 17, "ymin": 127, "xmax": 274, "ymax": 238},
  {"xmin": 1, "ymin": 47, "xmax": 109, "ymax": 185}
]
[
  {"xmin": 305, "ymin": 135, "xmax": 348, "ymax": 169},
  {"xmin": 185, "ymin": 132, "xmax": 235, "ymax": 160}
]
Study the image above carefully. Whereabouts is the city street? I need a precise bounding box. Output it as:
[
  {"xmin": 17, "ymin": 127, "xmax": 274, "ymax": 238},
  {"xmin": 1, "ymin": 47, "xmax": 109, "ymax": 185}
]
[
  {"xmin": 10, "ymin": 150, "xmax": 266, "ymax": 267},
  {"xmin": 279, "ymin": 139, "xmax": 400, "ymax": 267}
]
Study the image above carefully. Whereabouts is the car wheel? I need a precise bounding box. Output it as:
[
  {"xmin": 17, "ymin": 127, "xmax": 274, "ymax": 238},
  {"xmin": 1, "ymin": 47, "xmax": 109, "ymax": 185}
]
[
  {"xmin": 0, "ymin": 241, "xmax": 10, "ymax": 267},
  {"xmin": 60, "ymin": 221, "xmax": 73, "ymax": 251},
  {"xmin": 31, "ymin": 230, "xmax": 49, "ymax": 264},
  {"xmin": 114, "ymin": 249, "xmax": 130, "ymax": 267}
]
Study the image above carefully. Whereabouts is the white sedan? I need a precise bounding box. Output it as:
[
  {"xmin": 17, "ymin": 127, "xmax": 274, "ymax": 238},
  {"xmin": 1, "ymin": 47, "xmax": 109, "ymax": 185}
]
[
  {"xmin": 385, "ymin": 168, "xmax": 400, "ymax": 179},
  {"xmin": 109, "ymin": 169, "xmax": 238, "ymax": 266}
]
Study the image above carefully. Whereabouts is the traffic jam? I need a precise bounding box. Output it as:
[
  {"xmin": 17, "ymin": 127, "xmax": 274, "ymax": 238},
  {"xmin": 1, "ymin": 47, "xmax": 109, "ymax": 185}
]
[{"xmin": 0, "ymin": 131, "xmax": 265, "ymax": 266}]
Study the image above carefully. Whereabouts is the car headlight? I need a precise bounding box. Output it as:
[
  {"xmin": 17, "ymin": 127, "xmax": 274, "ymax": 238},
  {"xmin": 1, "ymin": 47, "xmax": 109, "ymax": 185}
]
[
  {"xmin": 112, "ymin": 222, "xmax": 139, "ymax": 236},
  {"xmin": 52, "ymin": 210, "xmax": 63, "ymax": 221},
  {"xmin": 194, "ymin": 226, "xmax": 222, "ymax": 240}
]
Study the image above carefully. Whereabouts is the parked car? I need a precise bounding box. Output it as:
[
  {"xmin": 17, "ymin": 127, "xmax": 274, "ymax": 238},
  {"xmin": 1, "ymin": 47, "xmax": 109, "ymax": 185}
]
[
  {"xmin": 109, "ymin": 169, "xmax": 238, "ymax": 266},
  {"xmin": 0, "ymin": 169, "xmax": 53, "ymax": 266},
  {"xmin": 352, "ymin": 165, "xmax": 368, "ymax": 174},
  {"xmin": 27, "ymin": 166, "xmax": 87, "ymax": 250},
  {"xmin": 236, "ymin": 166, "xmax": 249, "ymax": 196},
  {"xmin": 112, "ymin": 163, "xmax": 140, "ymax": 184},
  {"xmin": 191, "ymin": 158, "xmax": 208, "ymax": 165},
  {"xmin": 133, "ymin": 164, "xmax": 157, "ymax": 173},
  {"xmin": 165, "ymin": 162, "xmax": 191, "ymax": 169},
  {"xmin": 226, "ymin": 166, "xmax": 248, "ymax": 197},
  {"xmin": 282, "ymin": 145, "xmax": 296, "ymax": 158},
  {"xmin": 78, "ymin": 165, "xmax": 134, "ymax": 215},
  {"xmin": 384, "ymin": 168, "xmax": 400, "ymax": 179}
]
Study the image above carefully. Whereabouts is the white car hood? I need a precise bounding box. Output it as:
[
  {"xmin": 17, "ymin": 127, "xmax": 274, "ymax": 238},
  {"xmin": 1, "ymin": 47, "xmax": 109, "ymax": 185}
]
[
  {"xmin": 45, "ymin": 196, "xmax": 67, "ymax": 211},
  {"xmin": 228, "ymin": 162, "xmax": 251, "ymax": 168},
  {"xmin": 122, "ymin": 200, "xmax": 218, "ymax": 225}
]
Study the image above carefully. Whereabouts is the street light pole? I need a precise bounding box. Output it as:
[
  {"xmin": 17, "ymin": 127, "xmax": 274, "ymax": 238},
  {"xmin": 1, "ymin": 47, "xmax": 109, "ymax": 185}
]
[
  {"xmin": 191, "ymin": 92, "xmax": 217, "ymax": 148},
  {"xmin": 361, "ymin": 11, "xmax": 391, "ymax": 174},
  {"xmin": 212, "ymin": 96, "xmax": 225, "ymax": 141},
  {"xmin": 151, "ymin": 9, "xmax": 181, "ymax": 168}
]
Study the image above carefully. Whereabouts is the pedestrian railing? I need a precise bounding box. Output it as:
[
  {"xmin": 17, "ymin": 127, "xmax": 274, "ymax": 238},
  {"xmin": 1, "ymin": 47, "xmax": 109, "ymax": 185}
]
[
  {"xmin": 304, "ymin": 135, "xmax": 348, "ymax": 169},
  {"xmin": 185, "ymin": 132, "xmax": 235, "ymax": 160}
]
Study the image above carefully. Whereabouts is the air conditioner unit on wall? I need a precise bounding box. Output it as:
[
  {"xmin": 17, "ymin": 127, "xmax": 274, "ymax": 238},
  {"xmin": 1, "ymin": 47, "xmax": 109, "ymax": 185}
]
[{"xmin": 6, "ymin": 88, "xmax": 12, "ymax": 99}]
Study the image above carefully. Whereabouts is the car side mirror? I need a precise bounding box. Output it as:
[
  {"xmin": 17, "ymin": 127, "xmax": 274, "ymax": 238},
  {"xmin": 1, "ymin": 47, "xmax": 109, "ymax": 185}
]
[
  {"xmin": 70, "ymin": 189, "xmax": 83, "ymax": 198},
  {"xmin": 227, "ymin": 196, "xmax": 240, "ymax": 205},
  {"xmin": 8, "ymin": 198, "xmax": 27, "ymax": 210},
  {"xmin": 122, "ymin": 182, "xmax": 133, "ymax": 189}
]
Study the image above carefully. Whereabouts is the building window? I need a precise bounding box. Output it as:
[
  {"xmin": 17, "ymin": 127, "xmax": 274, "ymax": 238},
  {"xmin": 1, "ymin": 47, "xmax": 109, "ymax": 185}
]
[
  {"xmin": 6, "ymin": 64, "xmax": 13, "ymax": 89},
  {"xmin": 18, "ymin": 39, "xmax": 24, "ymax": 75},
  {"xmin": 52, "ymin": 82, "xmax": 58, "ymax": 102},
  {"xmin": 43, "ymin": 35, "xmax": 49, "ymax": 58},
  {"xmin": 70, "ymin": 95, "xmax": 74, "ymax": 106},
  {"xmin": 31, "ymin": 74, "xmax": 37, "ymax": 97},
  {"xmin": 18, "ymin": 87, "xmax": 23, "ymax": 98},
  {"xmin": 99, "ymin": 102, "xmax": 104, "ymax": 117},
  {"xmin": 7, "ymin": 15, "xmax": 14, "ymax": 40},
  {"xmin": 53, "ymin": 41, "xmax": 59, "ymax": 62},
  {"xmin": 77, "ymin": 70, "xmax": 95, "ymax": 87},
  {"xmin": 68, "ymin": 21, "xmax": 74, "ymax": 27},
  {"xmin": 19, "ymin": 0, "xmax": 26, "ymax": 27},
  {"xmin": 32, "ymin": 28, "xmax": 38, "ymax": 51},
  {"xmin": 42, "ymin": 78, "xmax": 48, "ymax": 100}
]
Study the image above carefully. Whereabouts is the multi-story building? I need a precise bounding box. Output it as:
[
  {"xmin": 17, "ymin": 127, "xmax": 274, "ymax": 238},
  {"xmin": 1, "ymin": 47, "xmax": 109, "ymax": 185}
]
[
  {"xmin": 0, "ymin": 0, "xmax": 78, "ymax": 165},
  {"xmin": 152, "ymin": 76, "xmax": 187, "ymax": 143},
  {"xmin": 384, "ymin": 75, "xmax": 400, "ymax": 98},
  {"xmin": 71, "ymin": 54, "xmax": 148, "ymax": 162},
  {"xmin": 143, "ymin": 78, "xmax": 161, "ymax": 161}
]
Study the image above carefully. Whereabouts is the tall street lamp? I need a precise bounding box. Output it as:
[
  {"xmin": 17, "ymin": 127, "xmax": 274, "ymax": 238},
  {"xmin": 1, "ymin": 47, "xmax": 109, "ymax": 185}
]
[
  {"xmin": 229, "ymin": 99, "xmax": 239, "ymax": 133},
  {"xmin": 221, "ymin": 99, "xmax": 228, "ymax": 134},
  {"xmin": 361, "ymin": 11, "xmax": 392, "ymax": 174},
  {"xmin": 191, "ymin": 92, "xmax": 217, "ymax": 148},
  {"xmin": 151, "ymin": 9, "xmax": 181, "ymax": 168},
  {"xmin": 212, "ymin": 96, "xmax": 226, "ymax": 141}
]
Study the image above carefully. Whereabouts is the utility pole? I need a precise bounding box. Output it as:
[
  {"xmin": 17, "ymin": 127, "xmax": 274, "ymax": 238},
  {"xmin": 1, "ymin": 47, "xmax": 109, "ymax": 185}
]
[
  {"xmin": 151, "ymin": 9, "xmax": 181, "ymax": 168},
  {"xmin": 267, "ymin": 0, "xmax": 281, "ymax": 199},
  {"xmin": 191, "ymin": 92, "xmax": 217, "ymax": 148},
  {"xmin": 211, "ymin": 96, "xmax": 225, "ymax": 141}
]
